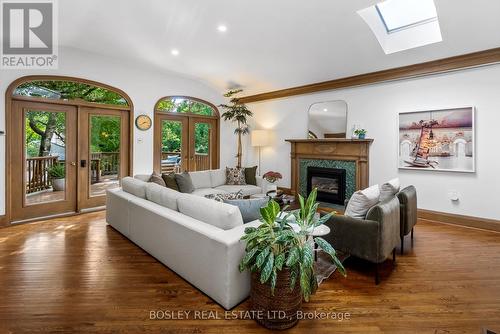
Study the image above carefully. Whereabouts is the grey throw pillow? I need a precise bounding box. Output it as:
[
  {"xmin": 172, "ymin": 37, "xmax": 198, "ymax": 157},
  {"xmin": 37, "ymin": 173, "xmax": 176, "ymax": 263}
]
[
  {"xmin": 379, "ymin": 178, "xmax": 400, "ymax": 202},
  {"xmin": 174, "ymin": 172, "xmax": 195, "ymax": 193},
  {"xmin": 224, "ymin": 197, "xmax": 270, "ymax": 223},
  {"xmin": 344, "ymin": 184, "xmax": 380, "ymax": 219},
  {"xmin": 149, "ymin": 172, "xmax": 166, "ymax": 187},
  {"xmin": 226, "ymin": 167, "xmax": 246, "ymax": 185}
]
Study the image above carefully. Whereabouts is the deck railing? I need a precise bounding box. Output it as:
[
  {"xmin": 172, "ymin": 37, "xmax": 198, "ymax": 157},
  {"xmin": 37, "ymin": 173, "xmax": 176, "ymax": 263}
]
[
  {"xmin": 26, "ymin": 156, "xmax": 59, "ymax": 193},
  {"xmin": 161, "ymin": 151, "xmax": 210, "ymax": 173},
  {"xmin": 90, "ymin": 152, "xmax": 120, "ymax": 183}
]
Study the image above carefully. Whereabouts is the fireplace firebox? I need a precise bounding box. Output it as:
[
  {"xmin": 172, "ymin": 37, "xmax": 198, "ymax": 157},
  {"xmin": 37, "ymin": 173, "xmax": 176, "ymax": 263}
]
[{"xmin": 306, "ymin": 167, "xmax": 346, "ymax": 205}]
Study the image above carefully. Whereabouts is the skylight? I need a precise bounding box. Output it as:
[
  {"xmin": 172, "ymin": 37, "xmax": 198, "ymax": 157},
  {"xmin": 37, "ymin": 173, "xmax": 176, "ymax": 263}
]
[
  {"xmin": 358, "ymin": 0, "xmax": 442, "ymax": 54},
  {"xmin": 376, "ymin": 0, "xmax": 438, "ymax": 33}
]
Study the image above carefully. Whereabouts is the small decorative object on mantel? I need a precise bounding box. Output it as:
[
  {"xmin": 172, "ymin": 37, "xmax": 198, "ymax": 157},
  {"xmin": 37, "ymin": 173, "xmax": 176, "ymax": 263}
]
[
  {"xmin": 239, "ymin": 189, "xmax": 346, "ymax": 330},
  {"xmin": 262, "ymin": 171, "xmax": 282, "ymax": 194},
  {"xmin": 354, "ymin": 128, "xmax": 367, "ymax": 139}
]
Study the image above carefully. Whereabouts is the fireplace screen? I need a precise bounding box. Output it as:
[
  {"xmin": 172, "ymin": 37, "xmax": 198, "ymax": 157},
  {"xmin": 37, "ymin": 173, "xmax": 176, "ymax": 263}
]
[{"xmin": 306, "ymin": 167, "xmax": 346, "ymax": 205}]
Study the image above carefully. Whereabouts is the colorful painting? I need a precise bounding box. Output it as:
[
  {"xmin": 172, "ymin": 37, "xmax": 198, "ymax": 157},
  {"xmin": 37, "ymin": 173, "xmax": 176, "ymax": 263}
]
[{"xmin": 399, "ymin": 107, "xmax": 475, "ymax": 172}]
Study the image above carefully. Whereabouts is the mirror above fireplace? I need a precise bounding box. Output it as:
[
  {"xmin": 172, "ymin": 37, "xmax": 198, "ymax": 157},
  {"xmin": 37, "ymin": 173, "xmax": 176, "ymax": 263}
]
[{"xmin": 308, "ymin": 100, "xmax": 348, "ymax": 139}]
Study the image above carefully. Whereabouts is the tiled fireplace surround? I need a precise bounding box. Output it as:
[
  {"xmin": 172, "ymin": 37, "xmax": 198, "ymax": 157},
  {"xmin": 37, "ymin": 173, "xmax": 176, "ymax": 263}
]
[{"xmin": 286, "ymin": 139, "xmax": 373, "ymax": 205}]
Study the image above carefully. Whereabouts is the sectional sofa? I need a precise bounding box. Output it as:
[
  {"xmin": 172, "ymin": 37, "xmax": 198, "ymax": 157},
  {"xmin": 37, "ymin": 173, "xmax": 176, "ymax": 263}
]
[
  {"xmin": 134, "ymin": 168, "xmax": 263, "ymax": 197},
  {"xmin": 106, "ymin": 176, "xmax": 261, "ymax": 310}
]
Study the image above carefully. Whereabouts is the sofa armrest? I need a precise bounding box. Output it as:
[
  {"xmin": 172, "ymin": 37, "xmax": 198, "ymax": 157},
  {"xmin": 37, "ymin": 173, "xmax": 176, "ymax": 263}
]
[{"xmin": 324, "ymin": 215, "xmax": 381, "ymax": 263}]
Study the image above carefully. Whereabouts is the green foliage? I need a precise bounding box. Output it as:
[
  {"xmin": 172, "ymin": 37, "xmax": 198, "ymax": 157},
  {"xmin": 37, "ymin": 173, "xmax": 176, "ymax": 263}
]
[
  {"xmin": 156, "ymin": 98, "xmax": 214, "ymax": 116},
  {"xmin": 219, "ymin": 89, "xmax": 253, "ymax": 167},
  {"xmin": 90, "ymin": 116, "xmax": 121, "ymax": 153},
  {"xmin": 158, "ymin": 98, "xmax": 214, "ymax": 154},
  {"xmin": 25, "ymin": 111, "xmax": 66, "ymax": 157},
  {"xmin": 354, "ymin": 128, "xmax": 367, "ymax": 136},
  {"xmin": 239, "ymin": 189, "xmax": 346, "ymax": 302},
  {"xmin": 47, "ymin": 163, "xmax": 65, "ymax": 179},
  {"xmin": 15, "ymin": 81, "xmax": 127, "ymax": 106}
]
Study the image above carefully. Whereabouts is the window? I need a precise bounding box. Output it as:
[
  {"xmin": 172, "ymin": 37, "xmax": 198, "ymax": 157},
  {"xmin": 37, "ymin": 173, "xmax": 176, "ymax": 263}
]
[
  {"xmin": 154, "ymin": 96, "xmax": 219, "ymax": 173},
  {"xmin": 156, "ymin": 97, "xmax": 216, "ymax": 116},
  {"xmin": 358, "ymin": 0, "xmax": 442, "ymax": 54},
  {"xmin": 14, "ymin": 80, "xmax": 128, "ymax": 106},
  {"xmin": 376, "ymin": 0, "xmax": 438, "ymax": 33}
]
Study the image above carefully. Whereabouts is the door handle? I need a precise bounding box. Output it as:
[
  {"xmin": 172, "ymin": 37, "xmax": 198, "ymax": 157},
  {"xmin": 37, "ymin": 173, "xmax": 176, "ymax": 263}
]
[
  {"xmin": 80, "ymin": 160, "xmax": 87, "ymax": 168},
  {"xmin": 70, "ymin": 162, "xmax": 76, "ymax": 166}
]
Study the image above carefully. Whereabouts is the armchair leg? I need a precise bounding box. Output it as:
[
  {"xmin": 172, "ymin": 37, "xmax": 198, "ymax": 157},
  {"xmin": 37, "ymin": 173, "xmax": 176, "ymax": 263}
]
[
  {"xmin": 393, "ymin": 248, "xmax": 396, "ymax": 263},
  {"xmin": 401, "ymin": 236, "xmax": 404, "ymax": 255},
  {"xmin": 411, "ymin": 227, "xmax": 414, "ymax": 240},
  {"xmin": 375, "ymin": 263, "xmax": 380, "ymax": 285}
]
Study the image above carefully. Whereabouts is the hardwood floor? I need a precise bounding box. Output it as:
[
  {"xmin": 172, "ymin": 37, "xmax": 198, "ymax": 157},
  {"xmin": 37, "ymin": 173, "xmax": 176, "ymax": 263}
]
[{"xmin": 1, "ymin": 212, "xmax": 500, "ymax": 333}]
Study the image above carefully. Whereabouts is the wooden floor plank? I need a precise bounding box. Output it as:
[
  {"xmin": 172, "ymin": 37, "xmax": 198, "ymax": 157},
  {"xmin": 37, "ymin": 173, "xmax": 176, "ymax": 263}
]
[{"xmin": 1, "ymin": 212, "xmax": 500, "ymax": 333}]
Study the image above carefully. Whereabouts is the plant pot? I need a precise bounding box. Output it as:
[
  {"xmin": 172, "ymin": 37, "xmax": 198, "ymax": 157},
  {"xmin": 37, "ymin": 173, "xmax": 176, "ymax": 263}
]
[
  {"xmin": 264, "ymin": 183, "xmax": 278, "ymax": 194},
  {"xmin": 358, "ymin": 133, "xmax": 366, "ymax": 139},
  {"xmin": 52, "ymin": 178, "xmax": 65, "ymax": 191},
  {"xmin": 251, "ymin": 268, "xmax": 302, "ymax": 330}
]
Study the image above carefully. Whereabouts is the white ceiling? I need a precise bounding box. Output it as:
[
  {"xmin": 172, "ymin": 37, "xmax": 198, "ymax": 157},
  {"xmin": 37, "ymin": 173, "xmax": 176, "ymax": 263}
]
[{"xmin": 60, "ymin": 0, "xmax": 500, "ymax": 96}]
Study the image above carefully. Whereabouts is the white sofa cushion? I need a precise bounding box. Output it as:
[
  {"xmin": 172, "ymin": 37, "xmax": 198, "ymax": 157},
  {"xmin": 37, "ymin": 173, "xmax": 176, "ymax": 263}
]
[
  {"xmin": 345, "ymin": 184, "xmax": 380, "ymax": 219},
  {"xmin": 215, "ymin": 184, "xmax": 262, "ymax": 197},
  {"xmin": 210, "ymin": 169, "xmax": 227, "ymax": 187},
  {"xmin": 177, "ymin": 195, "xmax": 244, "ymax": 230},
  {"xmin": 189, "ymin": 170, "xmax": 212, "ymax": 189},
  {"xmin": 145, "ymin": 182, "xmax": 185, "ymax": 211},
  {"xmin": 122, "ymin": 177, "xmax": 147, "ymax": 199},
  {"xmin": 379, "ymin": 178, "xmax": 401, "ymax": 202},
  {"xmin": 192, "ymin": 187, "xmax": 228, "ymax": 197}
]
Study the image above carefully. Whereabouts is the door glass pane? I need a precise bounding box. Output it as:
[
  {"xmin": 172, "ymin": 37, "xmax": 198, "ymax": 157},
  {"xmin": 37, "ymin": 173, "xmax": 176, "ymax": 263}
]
[
  {"xmin": 90, "ymin": 115, "xmax": 121, "ymax": 197},
  {"xmin": 161, "ymin": 120, "xmax": 183, "ymax": 173},
  {"xmin": 194, "ymin": 122, "xmax": 212, "ymax": 171},
  {"xmin": 25, "ymin": 110, "xmax": 66, "ymax": 205}
]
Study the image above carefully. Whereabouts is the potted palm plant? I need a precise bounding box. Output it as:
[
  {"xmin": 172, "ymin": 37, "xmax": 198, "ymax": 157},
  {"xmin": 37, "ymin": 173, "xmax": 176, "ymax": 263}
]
[
  {"xmin": 239, "ymin": 188, "xmax": 346, "ymax": 330},
  {"xmin": 219, "ymin": 89, "xmax": 253, "ymax": 168},
  {"xmin": 48, "ymin": 163, "xmax": 65, "ymax": 191}
]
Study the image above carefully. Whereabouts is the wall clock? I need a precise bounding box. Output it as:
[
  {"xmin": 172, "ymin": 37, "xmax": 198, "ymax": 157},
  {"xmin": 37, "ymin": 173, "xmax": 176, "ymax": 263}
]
[{"xmin": 135, "ymin": 114, "xmax": 152, "ymax": 131}]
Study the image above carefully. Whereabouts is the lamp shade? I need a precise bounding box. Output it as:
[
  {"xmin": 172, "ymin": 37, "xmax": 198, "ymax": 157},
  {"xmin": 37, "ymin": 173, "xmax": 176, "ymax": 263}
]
[{"xmin": 251, "ymin": 130, "xmax": 270, "ymax": 147}]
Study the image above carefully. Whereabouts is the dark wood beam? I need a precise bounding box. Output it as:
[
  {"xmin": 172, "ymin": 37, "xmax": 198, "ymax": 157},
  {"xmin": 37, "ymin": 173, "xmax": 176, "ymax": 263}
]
[{"xmin": 238, "ymin": 47, "xmax": 500, "ymax": 104}]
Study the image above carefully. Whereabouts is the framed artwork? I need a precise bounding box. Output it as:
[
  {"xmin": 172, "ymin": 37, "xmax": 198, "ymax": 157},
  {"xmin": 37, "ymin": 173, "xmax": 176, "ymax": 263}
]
[{"xmin": 398, "ymin": 107, "xmax": 475, "ymax": 173}]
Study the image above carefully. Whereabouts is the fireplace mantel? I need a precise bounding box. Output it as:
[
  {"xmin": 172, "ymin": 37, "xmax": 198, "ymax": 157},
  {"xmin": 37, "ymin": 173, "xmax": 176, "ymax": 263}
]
[{"xmin": 285, "ymin": 138, "xmax": 373, "ymax": 197}]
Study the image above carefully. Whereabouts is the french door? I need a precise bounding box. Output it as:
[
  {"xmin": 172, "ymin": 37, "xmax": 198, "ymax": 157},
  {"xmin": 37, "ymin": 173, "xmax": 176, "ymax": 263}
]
[
  {"xmin": 11, "ymin": 101, "xmax": 78, "ymax": 222},
  {"xmin": 78, "ymin": 107, "xmax": 129, "ymax": 209},
  {"xmin": 9, "ymin": 101, "xmax": 129, "ymax": 222},
  {"xmin": 154, "ymin": 114, "xmax": 218, "ymax": 173}
]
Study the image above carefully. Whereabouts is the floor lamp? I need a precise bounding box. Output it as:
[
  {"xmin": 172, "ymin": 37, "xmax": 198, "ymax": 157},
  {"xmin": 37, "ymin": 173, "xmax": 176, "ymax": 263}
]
[{"xmin": 251, "ymin": 130, "xmax": 270, "ymax": 176}]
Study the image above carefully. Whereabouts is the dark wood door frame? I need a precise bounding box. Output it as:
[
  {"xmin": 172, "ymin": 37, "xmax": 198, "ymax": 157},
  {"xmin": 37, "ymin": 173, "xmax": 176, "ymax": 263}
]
[
  {"xmin": 4, "ymin": 75, "xmax": 135, "ymax": 225},
  {"xmin": 153, "ymin": 96, "xmax": 220, "ymax": 174},
  {"xmin": 78, "ymin": 107, "xmax": 130, "ymax": 210},
  {"xmin": 10, "ymin": 101, "xmax": 78, "ymax": 222}
]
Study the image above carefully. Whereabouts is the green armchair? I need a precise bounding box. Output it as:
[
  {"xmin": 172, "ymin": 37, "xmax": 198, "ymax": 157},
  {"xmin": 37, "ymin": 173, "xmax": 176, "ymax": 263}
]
[
  {"xmin": 397, "ymin": 185, "xmax": 418, "ymax": 254},
  {"xmin": 324, "ymin": 197, "xmax": 401, "ymax": 284}
]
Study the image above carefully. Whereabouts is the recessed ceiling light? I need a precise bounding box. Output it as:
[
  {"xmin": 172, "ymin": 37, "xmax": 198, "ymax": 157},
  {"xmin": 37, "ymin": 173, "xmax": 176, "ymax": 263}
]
[
  {"xmin": 217, "ymin": 25, "xmax": 227, "ymax": 32},
  {"xmin": 171, "ymin": 49, "xmax": 179, "ymax": 56},
  {"xmin": 323, "ymin": 108, "xmax": 328, "ymax": 112}
]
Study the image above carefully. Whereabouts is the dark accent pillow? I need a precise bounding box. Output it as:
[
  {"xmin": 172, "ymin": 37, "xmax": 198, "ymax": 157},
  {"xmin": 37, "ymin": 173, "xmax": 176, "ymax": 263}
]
[
  {"xmin": 205, "ymin": 190, "xmax": 244, "ymax": 203},
  {"xmin": 226, "ymin": 167, "xmax": 246, "ymax": 185},
  {"xmin": 149, "ymin": 172, "xmax": 166, "ymax": 187},
  {"xmin": 162, "ymin": 173, "xmax": 179, "ymax": 191},
  {"xmin": 244, "ymin": 166, "xmax": 258, "ymax": 186},
  {"xmin": 174, "ymin": 172, "xmax": 195, "ymax": 193}
]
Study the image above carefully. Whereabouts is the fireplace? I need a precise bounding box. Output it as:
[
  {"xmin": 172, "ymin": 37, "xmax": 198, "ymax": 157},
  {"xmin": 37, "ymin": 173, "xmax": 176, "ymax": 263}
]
[{"xmin": 306, "ymin": 167, "xmax": 346, "ymax": 205}]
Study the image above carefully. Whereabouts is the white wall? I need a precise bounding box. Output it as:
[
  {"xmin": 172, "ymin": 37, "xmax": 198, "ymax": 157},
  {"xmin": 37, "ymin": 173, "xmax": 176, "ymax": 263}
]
[
  {"xmin": 0, "ymin": 47, "xmax": 235, "ymax": 215},
  {"xmin": 246, "ymin": 65, "xmax": 500, "ymax": 221}
]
